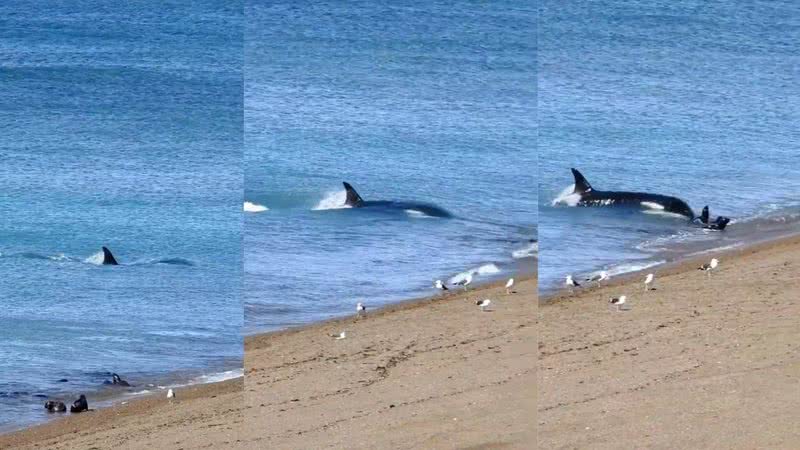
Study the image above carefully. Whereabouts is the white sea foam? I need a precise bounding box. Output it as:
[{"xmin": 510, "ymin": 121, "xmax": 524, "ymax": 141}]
[
  {"xmin": 512, "ymin": 242, "xmax": 538, "ymax": 259},
  {"xmin": 641, "ymin": 209, "xmax": 688, "ymax": 219},
  {"xmin": 84, "ymin": 251, "xmax": 105, "ymax": 265},
  {"xmin": 192, "ymin": 368, "xmax": 243, "ymax": 384},
  {"xmin": 449, "ymin": 263, "xmax": 501, "ymax": 285},
  {"xmin": 243, "ymin": 201, "xmax": 268, "ymax": 212},
  {"xmin": 313, "ymin": 190, "xmax": 351, "ymax": 210},
  {"xmin": 605, "ymin": 260, "xmax": 666, "ymax": 278},
  {"xmin": 551, "ymin": 184, "xmax": 581, "ymax": 207}
]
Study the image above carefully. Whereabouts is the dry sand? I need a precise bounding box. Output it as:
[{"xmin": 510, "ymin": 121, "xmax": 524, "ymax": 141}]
[
  {"xmin": 240, "ymin": 276, "xmax": 537, "ymax": 449},
  {"xmin": 539, "ymin": 234, "xmax": 800, "ymax": 449},
  {"xmin": 0, "ymin": 378, "xmax": 243, "ymax": 450}
]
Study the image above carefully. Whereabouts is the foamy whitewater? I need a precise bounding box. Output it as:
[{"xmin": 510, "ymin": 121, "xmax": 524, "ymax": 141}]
[
  {"xmin": 538, "ymin": 1, "xmax": 800, "ymax": 294},
  {"xmin": 0, "ymin": 1, "xmax": 242, "ymax": 431},
  {"xmin": 244, "ymin": 2, "xmax": 536, "ymax": 332}
]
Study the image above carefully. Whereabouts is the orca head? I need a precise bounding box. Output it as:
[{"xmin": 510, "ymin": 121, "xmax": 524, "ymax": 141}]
[
  {"xmin": 342, "ymin": 182, "xmax": 365, "ymax": 207},
  {"xmin": 101, "ymin": 247, "xmax": 119, "ymax": 265},
  {"xmin": 570, "ymin": 168, "xmax": 593, "ymax": 195}
]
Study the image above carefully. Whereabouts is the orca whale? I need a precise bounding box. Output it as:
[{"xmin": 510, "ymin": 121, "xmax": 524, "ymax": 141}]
[
  {"xmin": 342, "ymin": 182, "xmax": 452, "ymax": 218},
  {"xmin": 101, "ymin": 246, "xmax": 119, "ymax": 265},
  {"xmin": 567, "ymin": 168, "xmax": 729, "ymax": 230}
]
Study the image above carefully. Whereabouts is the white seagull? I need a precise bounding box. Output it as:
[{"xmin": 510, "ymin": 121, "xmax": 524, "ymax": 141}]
[
  {"xmin": 331, "ymin": 331, "xmax": 346, "ymax": 340},
  {"xmin": 453, "ymin": 273, "xmax": 473, "ymax": 291},
  {"xmin": 644, "ymin": 273, "xmax": 655, "ymax": 292},
  {"xmin": 609, "ymin": 295, "xmax": 628, "ymax": 311},
  {"xmin": 167, "ymin": 389, "xmax": 175, "ymax": 399},
  {"xmin": 505, "ymin": 278, "xmax": 515, "ymax": 294},
  {"xmin": 565, "ymin": 275, "xmax": 580, "ymax": 292},
  {"xmin": 356, "ymin": 302, "xmax": 366, "ymax": 317},
  {"xmin": 698, "ymin": 258, "xmax": 719, "ymax": 278},
  {"xmin": 476, "ymin": 299, "xmax": 492, "ymax": 312},
  {"xmin": 586, "ymin": 271, "xmax": 609, "ymax": 285},
  {"xmin": 435, "ymin": 279, "xmax": 449, "ymax": 291}
]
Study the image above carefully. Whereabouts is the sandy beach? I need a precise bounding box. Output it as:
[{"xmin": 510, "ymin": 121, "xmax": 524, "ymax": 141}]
[
  {"xmin": 240, "ymin": 275, "xmax": 536, "ymax": 449},
  {"xmin": 0, "ymin": 378, "xmax": 243, "ymax": 450},
  {"xmin": 539, "ymin": 234, "xmax": 800, "ymax": 449}
]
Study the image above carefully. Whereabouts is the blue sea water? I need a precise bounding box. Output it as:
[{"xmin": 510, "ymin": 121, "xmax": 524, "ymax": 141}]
[
  {"xmin": 0, "ymin": 1, "xmax": 243, "ymax": 431},
  {"xmin": 539, "ymin": 1, "xmax": 800, "ymax": 293},
  {"xmin": 244, "ymin": 1, "xmax": 536, "ymax": 332}
]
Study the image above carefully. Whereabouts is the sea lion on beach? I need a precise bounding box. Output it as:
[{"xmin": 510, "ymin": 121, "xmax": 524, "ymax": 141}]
[
  {"xmin": 44, "ymin": 400, "xmax": 67, "ymax": 413},
  {"xmin": 70, "ymin": 394, "xmax": 88, "ymax": 413}
]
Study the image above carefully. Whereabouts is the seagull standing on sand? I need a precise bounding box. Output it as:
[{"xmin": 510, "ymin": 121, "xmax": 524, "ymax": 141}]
[
  {"xmin": 476, "ymin": 299, "xmax": 491, "ymax": 312},
  {"xmin": 167, "ymin": 389, "xmax": 175, "ymax": 399},
  {"xmin": 453, "ymin": 273, "xmax": 473, "ymax": 291},
  {"xmin": 435, "ymin": 279, "xmax": 448, "ymax": 291},
  {"xmin": 505, "ymin": 278, "xmax": 515, "ymax": 294},
  {"xmin": 565, "ymin": 275, "xmax": 580, "ymax": 293},
  {"xmin": 698, "ymin": 258, "xmax": 719, "ymax": 278},
  {"xmin": 644, "ymin": 273, "xmax": 655, "ymax": 292},
  {"xmin": 356, "ymin": 302, "xmax": 366, "ymax": 317},
  {"xmin": 609, "ymin": 295, "xmax": 628, "ymax": 311},
  {"xmin": 331, "ymin": 331, "xmax": 346, "ymax": 340}
]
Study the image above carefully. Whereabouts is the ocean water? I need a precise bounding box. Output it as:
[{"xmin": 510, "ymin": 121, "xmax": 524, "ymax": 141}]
[
  {"xmin": 244, "ymin": 1, "xmax": 536, "ymax": 332},
  {"xmin": 538, "ymin": 0, "xmax": 800, "ymax": 293},
  {"xmin": 0, "ymin": 1, "xmax": 243, "ymax": 431}
]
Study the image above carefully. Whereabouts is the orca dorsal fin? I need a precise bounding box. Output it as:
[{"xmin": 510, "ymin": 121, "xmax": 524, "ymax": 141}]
[
  {"xmin": 570, "ymin": 168, "xmax": 593, "ymax": 194},
  {"xmin": 700, "ymin": 206, "xmax": 709, "ymax": 224},
  {"xmin": 101, "ymin": 246, "xmax": 119, "ymax": 265},
  {"xmin": 342, "ymin": 182, "xmax": 364, "ymax": 207}
]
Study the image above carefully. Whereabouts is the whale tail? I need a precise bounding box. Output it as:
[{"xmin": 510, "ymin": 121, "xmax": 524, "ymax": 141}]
[
  {"xmin": 570, "ymin": 168, "xmax": 593, "ymax": 194},
  {"xmin": 342, "ymin": 182, "xmax": 365, "ymax": 207},
  {"xmin": 700, "ymin": 206, "xmax": 710, "ymax": 224},
  {"xmin": 101, "ymin": 247, "xmax": 119, "ymax": 265}
]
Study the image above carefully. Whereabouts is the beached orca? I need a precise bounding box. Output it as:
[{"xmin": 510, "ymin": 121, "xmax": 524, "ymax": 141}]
[
  {"xmin": 44, "ymin": 400, "xmax": 67, "ymax": 413},
  {"xmin": 70, "ymin": 394, "xmax": 88, "ymax": 413},
  {"xmin": 342, "ymin": 182, "xmax": 452, "ymax": 218},
  {"xmin": 568, "ymin": 169, "xmax": 730, "ymax": 230},
  {"xmin": 111, "ymin": 373, "xmax": 130, "ymax": 387},
  {"xmin": 101, "ymin": 246, "xmax": 119, "ymax": 265}
]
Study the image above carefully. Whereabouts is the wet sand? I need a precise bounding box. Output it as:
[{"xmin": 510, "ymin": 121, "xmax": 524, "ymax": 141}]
[
  {"xmin": 539, "ymin": 234, "xmax": 800, "ymax": 449},
  {"xmin": 0, "ymin": 378, "xmax": 243, "ymax": 450},
  {"xmin": 240, "ymin": 276, "xmax": 536, "ymax": 449}
]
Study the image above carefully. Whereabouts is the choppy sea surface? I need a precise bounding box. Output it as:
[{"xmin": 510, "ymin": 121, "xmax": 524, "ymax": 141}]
[
  {"xmin": 244, "ymin": 1, "xmax": 536, "ymax": 333},
  {"xmin": 0, "ymin": 1, "xmax": 243, "ymax": 431},
  {"xmin": 538, "ymin": 0, "xmax": 800, "ymax": 294}
]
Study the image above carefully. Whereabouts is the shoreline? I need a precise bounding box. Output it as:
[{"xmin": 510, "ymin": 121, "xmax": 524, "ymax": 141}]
[
  {"xmin": 0, "ymin": 376, "xmax": 243, "ymax": 450},
  {"xmin": 541, "ymin": 228, "xmax": 800, "ymax": 304},
  {"xmin": 539, "ymin": 230, "xmax": 800, "ymax": 447},
  {"xmin": 242, "ymin": 274, "xmax": 536, "ymax": 448},
  {"xmin": 0, "ymin": 360, "xmax": 243, "ymax": 436}
]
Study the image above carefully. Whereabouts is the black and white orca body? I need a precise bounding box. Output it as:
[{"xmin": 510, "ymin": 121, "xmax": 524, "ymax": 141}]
[{"xmin": 568, "ymin": 169, "xmax": 730, "ymax": 230}]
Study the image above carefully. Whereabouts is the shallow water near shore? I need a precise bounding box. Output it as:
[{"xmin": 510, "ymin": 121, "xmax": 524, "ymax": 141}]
[
  {"xmin": 0, "ymin": 1, "xmax": 243, "ymax": 431},
  {"xmin": 538, "ymin": 0, "xmax": 800, "ymax": 293},
  {"xmin": 244, "ymin": 1, "xmax": 536, "ymax": 333}
]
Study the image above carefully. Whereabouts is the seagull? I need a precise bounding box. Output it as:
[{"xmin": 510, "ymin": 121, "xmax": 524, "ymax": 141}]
[
  {"xmin": 644, "ymin": 273, "xmax": 655, "ymax": 292},
  {"xmin": 476, "ymin": 299, "xmax": 491, "ymax": 312},
  {"xmin": 356, "ymin": 302, "xmax": 366, "ymax": 317},
  {"xmin": 505, "ymin": 278, "xmax": 515, "ymax": 294},
  {"xmin": 565, "ymin": 275, "xmax": 580, "ymax": 292},
  {"xmin": 453, "ymin": 273, "xmax": 473, "ymax": 291},
  {"xmin": 331, "ymin": 331, "xmax": 346, "ymax": 340},
  {"xmin": 435, "ymin": 279, "xmax": 448, "ymax": 291},
  {"xmin": 698, "ymin": 258, "xmax": 719, "ymax": 278},
  {"xmin": 167, "ymin": 389, "xmax": 175, "ymax": 399},
  {"xmin": 585, "ymin": 271, "xmax": 609, "ymax": 285},
  {"xmin": 609, "ymin": 295, "xmax": 628, "ymax": 311}
]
